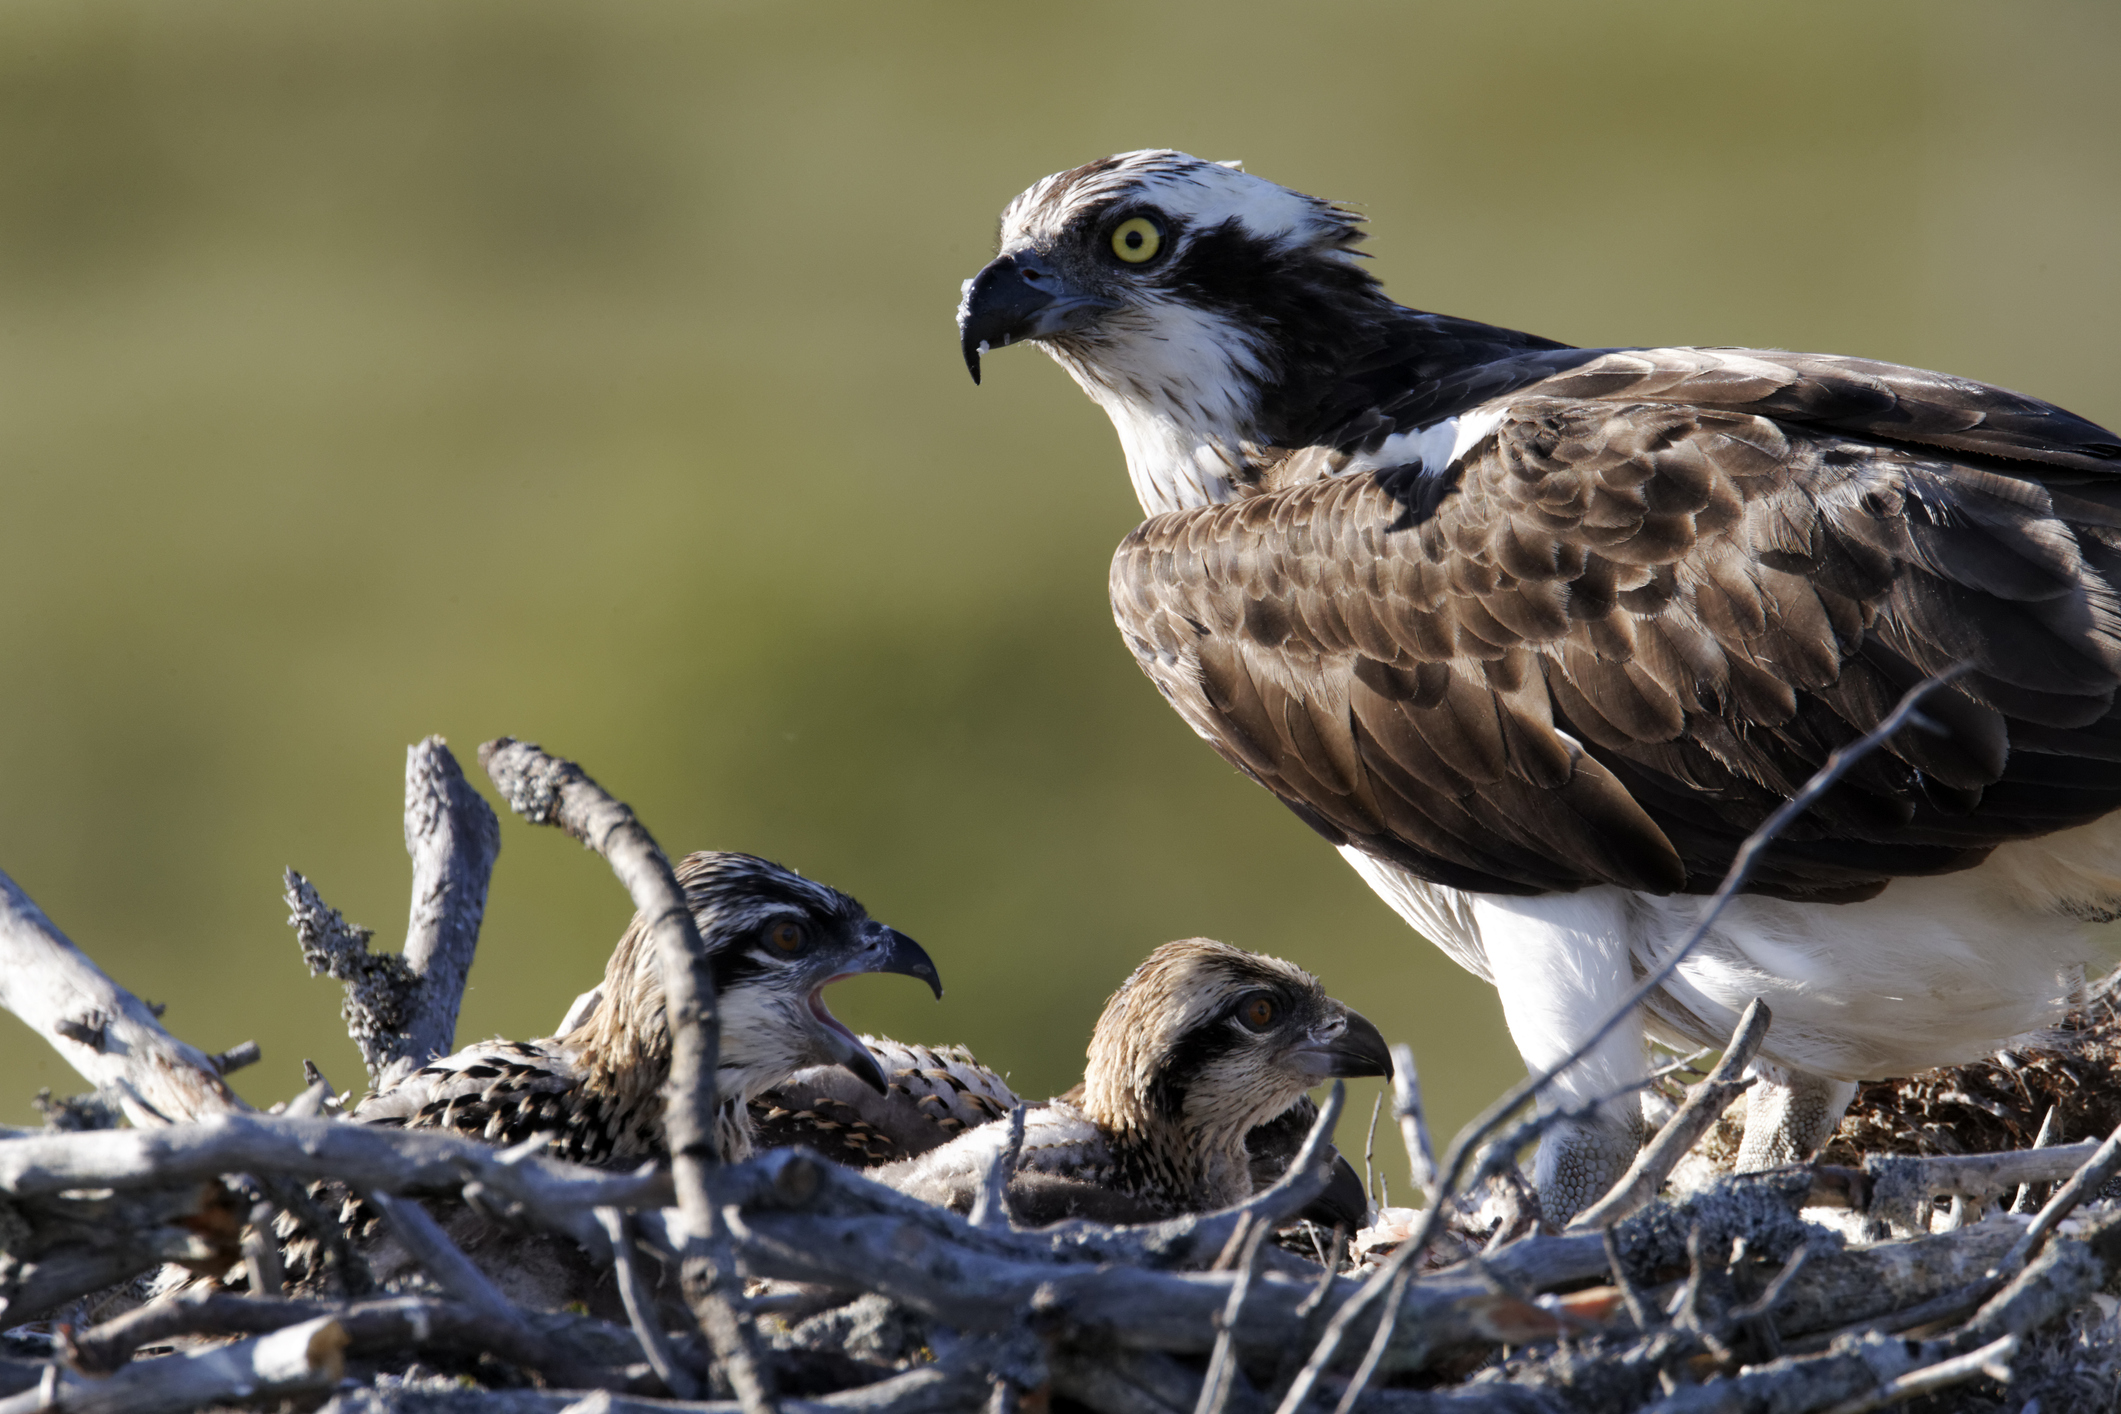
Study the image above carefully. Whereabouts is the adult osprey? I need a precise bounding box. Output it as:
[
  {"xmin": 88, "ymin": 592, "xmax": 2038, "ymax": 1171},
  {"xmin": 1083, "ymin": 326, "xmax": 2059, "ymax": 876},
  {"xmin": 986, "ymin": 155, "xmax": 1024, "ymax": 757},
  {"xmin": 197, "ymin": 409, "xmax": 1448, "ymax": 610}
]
[{"xmin": 957, "ymin": 150, "xmax": 2121, "ymax": 1222}]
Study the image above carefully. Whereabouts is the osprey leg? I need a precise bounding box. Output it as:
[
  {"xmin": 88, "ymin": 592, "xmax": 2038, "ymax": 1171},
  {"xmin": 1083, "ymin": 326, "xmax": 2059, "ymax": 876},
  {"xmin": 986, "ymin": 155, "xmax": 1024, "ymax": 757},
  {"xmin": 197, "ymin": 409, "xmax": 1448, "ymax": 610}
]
[
  {"xmin": 1471, "ymin": 890, "xmax": 1649, "ymax": 1226},
  {"xmin": 1735, "ymin": 1063, "xmax": 1857, "ymax": 1173}
]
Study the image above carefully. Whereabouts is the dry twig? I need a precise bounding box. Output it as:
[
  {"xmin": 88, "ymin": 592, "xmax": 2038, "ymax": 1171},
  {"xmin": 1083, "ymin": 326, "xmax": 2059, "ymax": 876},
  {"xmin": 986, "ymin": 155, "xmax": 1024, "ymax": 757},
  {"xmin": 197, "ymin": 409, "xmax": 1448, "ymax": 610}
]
[
  {"xmin": 478, "ymin": 736, "xmax": 775, "ymax": 1414},
  {"xmin": 0, "ymin": 1316, "xmax": 348, "ymax": 1414},
  {"xmin": 1567, "ymin": 999, "xmax": 1770, "ymax": 1232}
]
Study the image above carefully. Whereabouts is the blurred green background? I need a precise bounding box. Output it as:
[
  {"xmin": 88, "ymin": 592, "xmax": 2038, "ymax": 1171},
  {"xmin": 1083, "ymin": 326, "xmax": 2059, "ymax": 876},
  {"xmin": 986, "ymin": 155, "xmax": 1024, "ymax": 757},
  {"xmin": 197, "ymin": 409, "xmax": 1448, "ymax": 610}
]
[{"xmin": 1, "ymin": 0, "xmax": 2115, "ymax": 1203}]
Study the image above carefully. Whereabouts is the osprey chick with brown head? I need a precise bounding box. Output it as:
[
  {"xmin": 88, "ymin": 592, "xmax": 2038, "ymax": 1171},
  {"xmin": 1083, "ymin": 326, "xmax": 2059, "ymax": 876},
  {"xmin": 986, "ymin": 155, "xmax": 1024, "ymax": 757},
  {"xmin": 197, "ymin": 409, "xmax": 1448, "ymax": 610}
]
[
  {"xmin": 960, "ymin": 150, "xmax": 2121, "ymax": 1223},
  {"xmin": 354, "ymin": 850, "xmax": 942, "ymax": 1166},
  {"xmin": 881, "ymin": 938, "xmax": 1390, "ymax": 1222}
]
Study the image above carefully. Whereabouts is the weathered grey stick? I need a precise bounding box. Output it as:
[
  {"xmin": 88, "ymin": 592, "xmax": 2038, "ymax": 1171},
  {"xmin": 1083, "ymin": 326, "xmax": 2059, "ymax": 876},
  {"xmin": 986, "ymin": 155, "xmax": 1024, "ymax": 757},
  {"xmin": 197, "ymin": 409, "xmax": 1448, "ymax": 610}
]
[
  {"xmin": 2010, "ymin": 1104, "xmax": 2061, "ymax": 1215},
  {"xmin": 363, "ymin": 1188, "xmax": 524, "ymax": 1325},
  {"xmin": 241, "ymin": 1197, "xmax": 285, "ymax": 1299},
  {"xmin": 1641, "ymin": 1212, "xmax": 2121, "ymax": 1414},
  {"xmin": 598, "ymin": 1205, "xmax": 700, "ymax": 1398},
  {"xmin": 0, "ymin": 1113, "xmax": 663, "ymax": 1255},
  {"xmin": 70, "ymin": 1289, "xmax": 657, "ymax": 1388},
  {"xmin": 395, "ymin": 736, "xmax": 500, "ymax": 1076},
  {"xmin": 1856, "ymin": 1138, "xmax": 2105, "ymax": 1231},
  {"xmin": 1995, "ymin": 1117, "xmax": 2121, "ymax": 1277},
  {"xmin": 477, "ymin": 737, "xmax": 773, "ymax": 1414},
  {"xmin": 1815, "ymin": 1334, "xmax": 2017, "ymax": 1414},
  {"xmin": 1771, "ymin": 1220, "xmax": 2024, "ymax": 1349},
  {"xmin": 318, "ymin": 1359, "xmax": 987, "ymax": 1413},
  {"xmin": 0, "ymin": 1315, "xmax": 347, "ymax": 1414},
  {"xmin": 1195, "ymin": 1216, "xmax": 1271, "ymax": 1414},
  {"xmin": 0, "ymin": 1115, "xmax": 1334, "ymax": 1285},
  {"xmin": 0, "ymin": 870, "xmax": 244, "ymax": 1125},
  {"xmin": 476, "ymin": 739, "xmax": 721, "ymax": 1231},
  {"xmin": 211, "ymin": 1040, "xmax": 263, "ymax": 1075},
  {"xmin": 1388, "ymin": 1044, "xmax": 1437, "ymax": 1204},
  {"xmin": 1566, "ymin": 998, "xmax": 1770, "ymax": 1233}
]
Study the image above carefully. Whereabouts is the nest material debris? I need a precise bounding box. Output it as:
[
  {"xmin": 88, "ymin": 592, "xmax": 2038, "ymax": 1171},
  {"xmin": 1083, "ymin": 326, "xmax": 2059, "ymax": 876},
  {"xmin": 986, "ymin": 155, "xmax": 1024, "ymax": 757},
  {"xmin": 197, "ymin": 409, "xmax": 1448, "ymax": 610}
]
[{"xmin": 5, "ymin": 731, "xmax": 2121, "ymax": 1414}]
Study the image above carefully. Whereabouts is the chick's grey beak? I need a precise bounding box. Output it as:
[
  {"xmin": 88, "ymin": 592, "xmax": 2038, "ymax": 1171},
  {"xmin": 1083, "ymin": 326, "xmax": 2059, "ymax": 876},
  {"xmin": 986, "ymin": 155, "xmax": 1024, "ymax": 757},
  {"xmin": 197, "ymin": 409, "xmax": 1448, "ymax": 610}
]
[
  {"xmin": 807, "ymin": 924, "xmax": 942, "ymax": 1095},
  {"xmin": 865, "ymin": 924, "xmax": 943, "ymax": 1000},
  {"xmin": 1293, "ymin": 1008, "xmax": 1394, "ymax": 1080},
  {"xmin": 819, "ymin": 1027, "xmax": 891, "ymax": 1095},
  {"xmin": 957, "ymin": 251, "xmax": 1116, "ymax": 385}
]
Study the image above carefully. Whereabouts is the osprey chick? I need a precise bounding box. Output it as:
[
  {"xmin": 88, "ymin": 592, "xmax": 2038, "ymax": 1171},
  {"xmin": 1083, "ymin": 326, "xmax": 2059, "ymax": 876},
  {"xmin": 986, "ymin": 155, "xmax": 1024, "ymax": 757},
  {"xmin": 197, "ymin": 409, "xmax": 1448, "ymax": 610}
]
[
  {"xmin": 755, "ymin": 1032, "xmax": 1367, "ymax": 1228},
  {"xmin": 960, "ymin": 150, "xmax": 2121, "ymax": 1222},
  {"xmin": 881, "ymin": 938, "xmax": 1390, "ymax": 1222},
  {"xmin": 354, "ymin": 850, "xmax": 941, "ymax": 1165}
]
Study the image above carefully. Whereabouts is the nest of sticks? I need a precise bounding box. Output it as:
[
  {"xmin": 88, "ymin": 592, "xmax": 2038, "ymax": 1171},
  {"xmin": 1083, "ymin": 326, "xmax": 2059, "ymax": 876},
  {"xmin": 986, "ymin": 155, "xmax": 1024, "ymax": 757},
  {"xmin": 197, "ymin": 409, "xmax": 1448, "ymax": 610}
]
[{"xmin": 1, "ymin": 711, "xmax": 2118, "ymax": 1414}]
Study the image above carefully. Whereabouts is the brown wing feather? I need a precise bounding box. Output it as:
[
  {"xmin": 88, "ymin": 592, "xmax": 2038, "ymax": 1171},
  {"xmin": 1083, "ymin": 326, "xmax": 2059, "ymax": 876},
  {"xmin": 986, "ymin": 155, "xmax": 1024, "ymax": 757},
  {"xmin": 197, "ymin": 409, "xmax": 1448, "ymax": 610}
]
[{"xmin": 1112, "ymin": 349, "xmax": 2121, "ymax": 900}]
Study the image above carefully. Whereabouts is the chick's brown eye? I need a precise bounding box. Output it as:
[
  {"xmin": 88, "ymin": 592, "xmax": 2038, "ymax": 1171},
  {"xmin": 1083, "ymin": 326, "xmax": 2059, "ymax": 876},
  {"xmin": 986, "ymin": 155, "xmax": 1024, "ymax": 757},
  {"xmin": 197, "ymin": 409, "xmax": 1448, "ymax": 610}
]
[
  {"xmin": 1237, "ymin": 993, "xmax": 1276, "ymax": 1032},
  {"xmin": 770, "ymin": 922, "xmax": 804, "ymax": 953}
]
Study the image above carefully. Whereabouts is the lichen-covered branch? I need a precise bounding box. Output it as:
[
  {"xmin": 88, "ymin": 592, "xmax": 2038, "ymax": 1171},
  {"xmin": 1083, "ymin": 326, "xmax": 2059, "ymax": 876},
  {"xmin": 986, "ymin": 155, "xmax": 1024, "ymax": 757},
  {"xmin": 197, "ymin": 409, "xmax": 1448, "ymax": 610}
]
[
  {"xmin": 287, "ymin": 738, "xmax": 500, "ymax": 1088},
  {"xmin": 285, "ymin": 869, "xmax": 418, "ymax": 1087}
]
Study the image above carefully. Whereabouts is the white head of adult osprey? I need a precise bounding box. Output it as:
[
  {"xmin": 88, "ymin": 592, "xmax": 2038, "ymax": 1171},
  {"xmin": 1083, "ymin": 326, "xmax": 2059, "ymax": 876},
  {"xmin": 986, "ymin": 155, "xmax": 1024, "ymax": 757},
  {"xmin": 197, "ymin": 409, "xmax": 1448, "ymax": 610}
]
[{"xmin": 958, "ymin": 148, "xmax": 2121, "ymax": 1223}]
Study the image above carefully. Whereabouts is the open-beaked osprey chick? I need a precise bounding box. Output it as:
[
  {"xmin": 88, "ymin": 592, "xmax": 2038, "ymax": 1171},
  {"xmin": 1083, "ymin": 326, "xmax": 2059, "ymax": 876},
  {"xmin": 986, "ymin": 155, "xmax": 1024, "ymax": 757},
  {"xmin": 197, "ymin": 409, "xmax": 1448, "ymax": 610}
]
[
  {"xmin": 881, "ymin": 939, "xmax": 1390, "ymax": 1222},
  {"xmin": 354, "ymin": 850, "xmax": 942, "ymax": 1166},
  {"xmin": 959, "ymin": 149, "xmax": 2121, "ymax": 1223}
]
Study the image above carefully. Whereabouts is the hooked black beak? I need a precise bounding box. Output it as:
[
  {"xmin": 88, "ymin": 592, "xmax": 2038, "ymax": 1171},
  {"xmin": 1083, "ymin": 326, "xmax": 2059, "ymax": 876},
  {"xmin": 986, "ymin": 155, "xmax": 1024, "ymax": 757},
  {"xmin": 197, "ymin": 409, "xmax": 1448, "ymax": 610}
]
[
  {"xmin": 820, "ymin": 1027, "xmax": 891, "ymax": 1095},
  {"xmin": 809, "ymin": 923, "xmax": 944, "ymax": 1095},
  {"xmin": 957, "ymin": 251, "xmax": 1117, "ymax": 385},
  {"xmin": 865, "ymin": 924, "xmax": 943, "ymax": 1000},
  {"xmin": 1292, "ymin": 1008, "xmax": 1394, "ymax": 1081}
]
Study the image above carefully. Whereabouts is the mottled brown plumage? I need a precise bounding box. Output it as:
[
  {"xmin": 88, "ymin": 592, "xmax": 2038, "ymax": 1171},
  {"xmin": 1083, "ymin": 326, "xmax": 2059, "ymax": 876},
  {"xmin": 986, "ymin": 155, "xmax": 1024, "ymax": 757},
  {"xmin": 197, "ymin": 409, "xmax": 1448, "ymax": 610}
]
[{"xmin": 1111, "ymin": 355, "xmax": 2121, "ymax": 904}]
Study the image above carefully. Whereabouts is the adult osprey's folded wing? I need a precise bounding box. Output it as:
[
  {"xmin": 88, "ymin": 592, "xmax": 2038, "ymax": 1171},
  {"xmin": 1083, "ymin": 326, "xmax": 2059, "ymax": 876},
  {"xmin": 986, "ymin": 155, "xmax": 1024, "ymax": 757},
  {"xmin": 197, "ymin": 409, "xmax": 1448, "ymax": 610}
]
[{"xmin": 1110, "ymin": 345, "xmax": 2121, "ymax": 904}]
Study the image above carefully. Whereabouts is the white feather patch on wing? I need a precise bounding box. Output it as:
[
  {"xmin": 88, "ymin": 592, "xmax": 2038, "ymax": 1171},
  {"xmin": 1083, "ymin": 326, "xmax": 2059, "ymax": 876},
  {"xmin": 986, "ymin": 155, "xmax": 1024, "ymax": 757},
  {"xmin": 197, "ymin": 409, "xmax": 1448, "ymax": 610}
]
[{"xmin": 1345, "ymin": 407, "xmax": 1506, "ymax": 482}]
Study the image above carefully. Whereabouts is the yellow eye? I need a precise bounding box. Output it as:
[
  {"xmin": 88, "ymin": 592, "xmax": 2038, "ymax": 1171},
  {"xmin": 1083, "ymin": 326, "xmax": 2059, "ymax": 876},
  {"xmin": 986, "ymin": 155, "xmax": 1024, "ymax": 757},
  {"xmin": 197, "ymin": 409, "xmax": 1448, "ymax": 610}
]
[
  {"xmin": 771, "ymin": 922, "xmax": 804, "ymax": 953},
  {"xmin": 1110, "ymin": 216, "xmax": 1163, "ymax": 264},
  {"xmin": 1238, "ymin": 993, "xmax": 1277, "ymax": 1032}
]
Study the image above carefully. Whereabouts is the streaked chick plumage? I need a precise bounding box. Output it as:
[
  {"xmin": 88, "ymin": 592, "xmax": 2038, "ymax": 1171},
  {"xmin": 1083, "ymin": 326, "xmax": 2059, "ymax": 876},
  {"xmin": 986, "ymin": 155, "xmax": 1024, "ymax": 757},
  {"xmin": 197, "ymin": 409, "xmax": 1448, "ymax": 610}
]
[
  {"xmin": 880, "ymin": 939, "xmax": 1390, "ymax": 1223},
  {"xmin": 752, "ymin": 1036, "xmax": 1021, "ymax": 1165},
  {"xmin": 352, "ymin": 850, "xmax": 940, "ymax": 1166}
]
